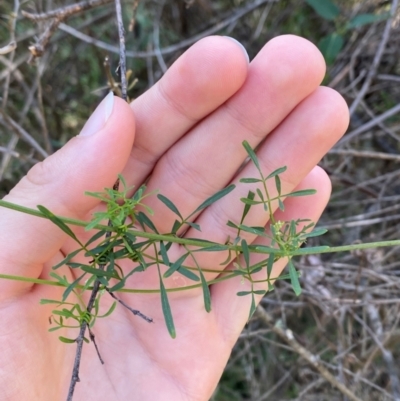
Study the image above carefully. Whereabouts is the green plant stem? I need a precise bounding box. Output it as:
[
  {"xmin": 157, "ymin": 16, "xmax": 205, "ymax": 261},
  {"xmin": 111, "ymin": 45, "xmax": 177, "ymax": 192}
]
[{"xmin": 2, "ymin": 199, "xmax": 400, "ymax": 255}]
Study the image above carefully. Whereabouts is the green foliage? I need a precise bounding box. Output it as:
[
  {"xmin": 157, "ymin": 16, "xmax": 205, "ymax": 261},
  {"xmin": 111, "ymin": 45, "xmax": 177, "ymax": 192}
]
[
  {"xmin": 305, "ymin": 0, "xmax": 390, "ymax": 64},
  {"xmin": 5, "ymin": 142, "xmax": 325, "ymax": 339}
]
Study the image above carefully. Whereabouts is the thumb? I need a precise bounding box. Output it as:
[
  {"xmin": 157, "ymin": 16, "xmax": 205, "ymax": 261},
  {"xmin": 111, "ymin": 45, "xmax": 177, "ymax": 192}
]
[{"xmin": 0, "ymin": 93, "xmax": 135, "ymax": 289}]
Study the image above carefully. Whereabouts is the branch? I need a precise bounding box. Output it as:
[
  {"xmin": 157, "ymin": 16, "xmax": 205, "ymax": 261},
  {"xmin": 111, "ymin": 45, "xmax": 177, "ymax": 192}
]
[{"xmin": 256, "ymin": 306, "xmax": 364, "ymax": 401}]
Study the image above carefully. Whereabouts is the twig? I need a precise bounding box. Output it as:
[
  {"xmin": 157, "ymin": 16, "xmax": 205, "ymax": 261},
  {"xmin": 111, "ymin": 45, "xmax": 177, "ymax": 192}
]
[
  {"xmin": 256, "ymin": 306, "xmax": 364, "ymax": 401},
  {"xmin": 115, "ymin": 0, "xmax": 127, "ymax": 101},
  {"xmin": 336, "ymin": 102, "xmax": 400, "ymax": 147},
  {"xmin": 67, "ymin": 2, "xmax": 129, "ymax": 398},
  {"xmin": 0, "ymin": 111, "xmax": 48, "ymax": 158},
  {"xmin": 351, "ymin": 301, "xmax": 400, "ymax": 401},
  {"xmin": 106, "ymin": 289, "xmax": 153, "ymax": 322},
  {"xmin": 21, "ymin": 0, "xmax": 113, "ymax": 21},
  {"xmin": 349, "ymin": 0, "xmax": 399, "ymax": 115},
  {"xmin": 88, "ymin": 328, "xmax": 104, "ymax": 364},
  {"xmin": 328, "ymin": 148, "xmax": 400, "ymax": 162},
  {"xmin": 58, "ymin": 0, "xmax": 275, "ymax": 59}
]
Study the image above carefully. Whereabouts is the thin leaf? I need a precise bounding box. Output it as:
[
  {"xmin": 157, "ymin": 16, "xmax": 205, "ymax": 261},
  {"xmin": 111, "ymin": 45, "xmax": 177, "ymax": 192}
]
[
  {"xmin": 53, "ymin": 248, "xmax": 81, "ymax": 270},
  {"xmin": 318, "ymin": 33, "xmax": 344, "ymax": 65},
  {"xmin": 348, "ymin": 12, "xmax": 390, "ymax": 29},
  {"xmin": 242, "ymin": 140, "xmax": 260, "ymax": 171},
  {"xmin": 278, "ymin": 198, "xmax": 285, "ymax": 211},
  {"xmin": 157, "ymin": 194, "xmax": 183, "ymax": 219},
  {"xmin": 285, "ymin": 189, "xmax": 317, "ymax": 197},
  {"xmin": 240, "ymin": 197, "xmax": 260, "ymax": 206},
  {"xmin": 62, "ymin": 273, "xmax": 86, "ymax": 302},
  {"xmin": 305, "ymin": 0, "xmax": 340, "ymax": 20},
  {"xmin": 159, "ymin": 241, "xmax": 170, "ymax": 266},
  {"xmin": 267, "ymin": 253, "xmax": 275, "ymax": 278},
  {"xmin": 80, "ymin": 266, "xmax": 117, "ymax": 278},
  {"xmin": 304, "ymin": 228, "xmax": 328, "ymax": 238},
  {"xmin": 37, "ymin": 205, "xmax": 80, "ymax": 243},
  {"xmin": 172, "ymin": 219, "xmax": 182, "ymax": 234},
  {"xmin": 239, "ymin": 178, "xmax": 262, "ymax": 184},
  {"xmin": 84, "ymin": 230, "xmax": 107, "ymax": 247},
  {"xmin": 240, "ymin": 191, "xmax": 255, "ymax": 225},
  {"xmin": 136, "ymin": 211, "xmax": 158, "ymax": 233},
  {"xmin": 186, "ymin": 221, "xmax": 201, "ymax": 231},
  {"xmin": 275, "ymin": 175, "xmax": 281, "ymax": 196},
  {"xmin": 237, "ymin": 291, "xmax": 252, "ymax": 296},
  {"xmin": 159, "ymin": 272, "xmax": 176, "ymax": 338},
  {"xmin": 253, "ymin": 290, "xmax": 266, "ymax": 296},
  {"xmin": 195, "ymin": 244, "xmax": 229, "ymax": 252},
  {"xmin": 40, "ymin": 299, "xmax": 63, "ymax": 305},
  {"xmin": 176, "ymin": 266, "xmax": 200, "ymax": 282},
  {"xmin": 266, "ymin": 166, "xmax": 287, "ymax": 179},
  {"xmin": 256, "ymin": 188, "xmax": 264, "ymax": 202},
  {"xmin": 84, "ymin": 213, "xmax": 107, "ymax": 231},
  {"xmin": 164, "ymin": 253, "xmax": 189, "ymax": 278},
  {"xmin": 59, "ymin": 336, "xmax": 76, "ymax": 344},
  {"xmin": 241, "ymin": 239, "xmax": 250, "ymax": 268},
  {"xmin": 199, "ymin": 269, "xmax": 211, "ymax": 312},
  {"xmin": 98, "ymin": 301, "xmax": 117, "ymax": 318},
  {"xmin": 248, "ymin": 292, "xmax": 257, "ymax": 320},
  {"xmin": 288, "ymin": 260, "xmax": 302, "ymax": 296},
  {"xmin": 189, "ymin": 185, "xmax": 235, "ymax": 216}
]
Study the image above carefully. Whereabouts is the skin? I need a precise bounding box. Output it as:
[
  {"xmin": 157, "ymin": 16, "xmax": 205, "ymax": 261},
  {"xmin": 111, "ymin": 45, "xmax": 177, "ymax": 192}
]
[{"xmin": 0, "ymin": 35, "xmax": 349, "ymax": 401}]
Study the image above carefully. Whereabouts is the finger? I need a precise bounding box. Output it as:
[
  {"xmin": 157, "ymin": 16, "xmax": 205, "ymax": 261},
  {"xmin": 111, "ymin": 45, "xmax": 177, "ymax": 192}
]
[
  {"xmin": 123, "ymin": 36, "xmax": 249, "ymax": 186},
  {"xmin": 0, "ymin": 94, "xmax": 135, "ymax": 297},
  {"xmin": 210, "ymin": 167, "xmax": 331, "ymax": 345},
  {"xmin": 140, "ymin": 35, "xmax": 327, "ymax": 233},
  {"xmin": 179, "ymin": 86, "xmax": 349, "ymax": 269}
]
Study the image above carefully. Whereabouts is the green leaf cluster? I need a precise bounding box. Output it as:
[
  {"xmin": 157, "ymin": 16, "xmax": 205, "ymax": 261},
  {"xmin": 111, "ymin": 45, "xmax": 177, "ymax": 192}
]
[{"xmin": 305, "ymin": 0, "xmax": 390, "ymax": 64}]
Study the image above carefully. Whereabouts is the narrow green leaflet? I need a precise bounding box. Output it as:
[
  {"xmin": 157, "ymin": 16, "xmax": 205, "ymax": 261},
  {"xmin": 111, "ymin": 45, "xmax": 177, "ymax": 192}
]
[
  {"xmin": 59, "ymin": 336, "xmax": 76, "ymax": 344},
  {"xmin": 159, "ymin": 241, "xmax": 170, "ymax": 266},
  {"xmin": 275, "ymin": 175, "xmax": 281, "ymax": 196},
  {"xmin": 199, "ymin": 269, "xmax": 211, "ymax": 312},
  {"xmin": 159, "ymin": 271, "xmax": 176, "ymax": 339},
  {"xmin": 240, "ymin": 191, "xmax": 255, "ymax": 224},
  {"xmin": 242, "ymin": 140, "xmax": 260, "ymax": 171},
  {"xmin": 239, "ymin": 178, "xmax": 262, "ymax": 184},
  {"xmin": 266, "ymin": 166, "xmax": 287, "ymax": 179},
  {"xmin": 84, "ymin": 230, "xmax": 107, "ymax": 247},
  {"xmin": 157, "ymin": 194, "xmax": 183, "ymax": 219},
  {"xmin": 37, "ymin": 205, "xmax": 80, "ymax": 244},
  {"xmin": 285, "ymin": 189, "xmax": 317, "ymax": 197},
  {"xmin": 348, "ymin": 12, "xmax": 390, "ymax": 29},
  {"xmin": 98, "ymin": 301, "xmax": 117, "ymax": 318},
  {"xmin": 304, "ymin": 228, "xmax": 328, "ymax": 238},
  {"xmin": 318, "ymin": 33, "xmax": 344, "ymax": 65},
  {"xmin": 305, "ymin": 0, "xmax": 340, "ymax": 21},
  {"xmin": 62, "ymin": 273, "xmax": 86, "ymax": 302},
  {"xmin": 237, "ymin": 291, "xmax": 252, "ymax": 296},
  {"xmin": 53, "ymin": 248, "xmax": 82, "ymax": 270},
  {"xmin": 80, "ymin": 266, "xmax": 117, "ymax": 279},
  {"xmin": 240, "ymin": 197, "xmax": 260, "ymax": 206},
  {"xmin": 248, "ymin": 292, "xmax": 257, "ymax": 320},
  {"xmin": 241, "ymin": 239, "xmax": 250, "ymax": 268},
  {"xmin": 164, "ymin": 253, "xmax": 188, "ymax": 278},
  {"xmin": 288, "ymin": 260, "xmax": 301, "ymax": 296},
  {"xmin": 136, "ymin": 211, "xmax": 158, "ymax": 233},
  {"xmin": 176, "ymin": 266, "xmax": 200, "ymax": 282},
  {"xmin": 189, "ymin": 184, "xmax": 236, "ymax": 217}
]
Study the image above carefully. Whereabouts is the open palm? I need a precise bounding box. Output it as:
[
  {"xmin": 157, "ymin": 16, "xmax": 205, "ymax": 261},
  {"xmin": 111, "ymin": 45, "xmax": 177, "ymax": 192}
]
[{"xmin": 0, "ymin": 35, "xmax": 349, "ymax": 401}]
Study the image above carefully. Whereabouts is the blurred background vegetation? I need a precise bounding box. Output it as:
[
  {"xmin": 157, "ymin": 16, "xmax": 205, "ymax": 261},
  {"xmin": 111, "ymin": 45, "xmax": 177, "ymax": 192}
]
[{"xmin": 1, "ymin": 0, "xmax": 400, "ymax": 400}]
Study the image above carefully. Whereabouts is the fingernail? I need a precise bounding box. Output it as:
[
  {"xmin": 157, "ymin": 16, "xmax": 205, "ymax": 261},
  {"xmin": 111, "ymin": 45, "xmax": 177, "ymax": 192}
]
[
  {"xmin": 79, "ymin": 92, "xmax": 114, "ymax": 137},
  {"xmin": 224, "ymin": 36, "xmax": 249, "ymax": 63}
]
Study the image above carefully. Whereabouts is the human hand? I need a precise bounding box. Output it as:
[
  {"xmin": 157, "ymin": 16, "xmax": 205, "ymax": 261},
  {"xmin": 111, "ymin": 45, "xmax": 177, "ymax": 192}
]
[{"xmin": 0, "ymin": 35, "xmax": 349, "ymax": 401}]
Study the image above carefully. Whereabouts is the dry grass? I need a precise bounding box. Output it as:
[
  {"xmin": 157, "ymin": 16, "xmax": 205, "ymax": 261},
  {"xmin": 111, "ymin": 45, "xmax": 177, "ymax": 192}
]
[{"xmin": 1, "ymin": 0, "xmax": 400, "ymax": 400}]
